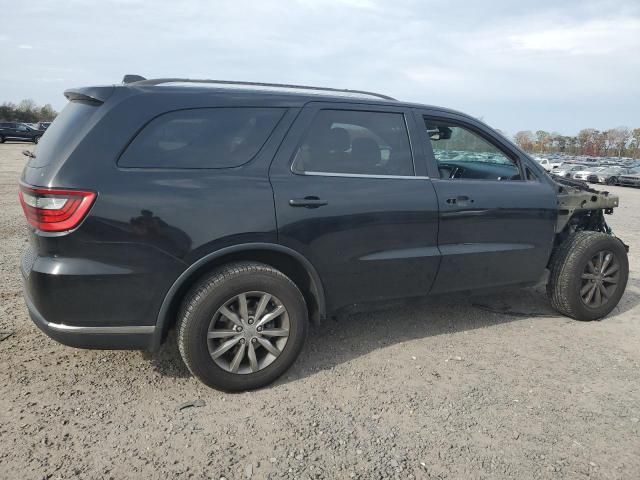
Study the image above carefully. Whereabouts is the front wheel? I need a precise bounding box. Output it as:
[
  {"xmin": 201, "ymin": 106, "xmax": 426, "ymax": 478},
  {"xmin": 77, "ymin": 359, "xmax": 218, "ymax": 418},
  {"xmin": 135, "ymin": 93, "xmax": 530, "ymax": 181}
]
[
  {"xmin": 547, "ymin": 232, "xmax": 628, "ymax": 320},
  {"xmin": 177, "ymin": 262, "xmax": 308, "ymax": 391},
  {"xmin": 0, "ymin": 135, "xmax": 5, "ymax": 143},
  {"xmin": 606, "ymin": 176, "xmax": 617, "ymax": 185},
  {"xmin": 33, "ymin": 136, "xmax": 41, "ymax": 144}
]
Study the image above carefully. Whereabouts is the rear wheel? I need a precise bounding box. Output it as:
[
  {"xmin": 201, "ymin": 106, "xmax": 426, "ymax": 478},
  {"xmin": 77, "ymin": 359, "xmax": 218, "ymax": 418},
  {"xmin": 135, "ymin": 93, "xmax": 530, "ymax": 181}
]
[
  {"xmin": 33, "ymin": 136, "xmax": 41, "ymax": 144},
  {"xmin": 0, "ymin": 135, "xmax": 5, "ymax": 143},
  {"xmin": 548, "ymin": 232, "xmax": 628, "ymax": 320},
  {"xmin": 177, "ymin": 262, "xmax": 308, "ymax": 391}
]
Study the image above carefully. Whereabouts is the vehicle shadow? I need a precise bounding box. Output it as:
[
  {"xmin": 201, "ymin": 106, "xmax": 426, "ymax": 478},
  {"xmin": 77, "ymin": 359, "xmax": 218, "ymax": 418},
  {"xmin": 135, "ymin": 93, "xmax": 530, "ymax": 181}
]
[
  {"xmin": 147, "ymin": 284, "xmax": 640, "ymax": 382},
  {"xmin": 147, "ymin": 329, "xmax": 192, "ymax": 378}
]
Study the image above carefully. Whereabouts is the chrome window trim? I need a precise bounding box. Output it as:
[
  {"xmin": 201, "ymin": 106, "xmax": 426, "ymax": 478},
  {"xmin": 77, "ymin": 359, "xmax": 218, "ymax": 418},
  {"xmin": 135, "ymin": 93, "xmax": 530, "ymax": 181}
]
[{"xmin": 296, "ymin": 171, "xmax": 429, "ymax": 180}]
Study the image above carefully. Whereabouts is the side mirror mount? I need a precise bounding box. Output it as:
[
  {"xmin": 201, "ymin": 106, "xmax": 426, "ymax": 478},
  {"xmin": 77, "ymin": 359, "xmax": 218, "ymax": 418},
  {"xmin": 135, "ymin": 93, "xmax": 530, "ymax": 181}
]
[{"xmin": 426, "ymin": 125, "xmax": 452, "ymax": 141}]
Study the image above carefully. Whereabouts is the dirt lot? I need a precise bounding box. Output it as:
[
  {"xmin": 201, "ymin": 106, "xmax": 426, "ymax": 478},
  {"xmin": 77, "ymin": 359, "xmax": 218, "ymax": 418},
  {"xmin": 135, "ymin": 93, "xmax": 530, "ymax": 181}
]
[{"xmin": 0, "ymin": 141, "xmax": 638, "ymax": 480}]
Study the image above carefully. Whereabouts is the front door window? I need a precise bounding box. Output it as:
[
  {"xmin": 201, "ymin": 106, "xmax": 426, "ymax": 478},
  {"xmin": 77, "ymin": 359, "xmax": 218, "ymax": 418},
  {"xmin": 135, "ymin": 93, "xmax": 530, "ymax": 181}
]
[{"xmin": 424, "ymin": 119, "xmax": 521, "ymax": 181}]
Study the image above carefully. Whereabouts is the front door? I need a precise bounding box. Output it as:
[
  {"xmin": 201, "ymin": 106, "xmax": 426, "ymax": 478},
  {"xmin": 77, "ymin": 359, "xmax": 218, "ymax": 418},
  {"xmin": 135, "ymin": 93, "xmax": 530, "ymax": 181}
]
[
  {"xmin": 414, "ymin": 110, "xmax": 557, "ymax": 294},
  {"xmin": 270, "ymin": 103, "xmax": 440, "ymax": 310}
]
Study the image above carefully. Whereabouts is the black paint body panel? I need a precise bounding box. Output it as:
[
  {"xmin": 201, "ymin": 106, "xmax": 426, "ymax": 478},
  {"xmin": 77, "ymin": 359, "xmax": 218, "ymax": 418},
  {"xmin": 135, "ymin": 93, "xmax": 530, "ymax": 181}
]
[{"xmin": 20, "ymin": 85, "xmax": 558, "ymax": 350}]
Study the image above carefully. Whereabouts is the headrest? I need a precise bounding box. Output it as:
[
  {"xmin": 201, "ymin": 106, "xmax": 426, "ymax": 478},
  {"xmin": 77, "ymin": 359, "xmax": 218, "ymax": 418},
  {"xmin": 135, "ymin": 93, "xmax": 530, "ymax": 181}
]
[
  {"xmin": 327, "ymin": 127, "xmax": 350, "ymax": 152},
  {"xmin": 351, "ymin": 137, "xmax": 380, "ymax": 162}
]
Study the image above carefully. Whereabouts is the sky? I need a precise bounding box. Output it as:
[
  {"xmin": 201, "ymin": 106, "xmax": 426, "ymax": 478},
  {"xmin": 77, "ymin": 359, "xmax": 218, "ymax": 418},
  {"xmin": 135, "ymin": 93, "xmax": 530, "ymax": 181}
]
[{"xmin": 1, "ymin": 0, "xmax": 639, "ymax": 136}]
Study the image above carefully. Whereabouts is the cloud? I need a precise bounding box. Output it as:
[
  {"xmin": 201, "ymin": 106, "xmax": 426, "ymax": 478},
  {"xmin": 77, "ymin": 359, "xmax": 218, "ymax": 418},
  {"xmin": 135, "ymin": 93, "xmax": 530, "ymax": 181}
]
[
  {"xmin": 0, "ymin": 0, "xmax": 638, "ymax": 134},
  {"xmin": 18, "ymin": 44, "xmax": 33, "ymax": 49},
  {"xmin": 507, "ymin": 18, "xmax": 640, "ymax": 55}
]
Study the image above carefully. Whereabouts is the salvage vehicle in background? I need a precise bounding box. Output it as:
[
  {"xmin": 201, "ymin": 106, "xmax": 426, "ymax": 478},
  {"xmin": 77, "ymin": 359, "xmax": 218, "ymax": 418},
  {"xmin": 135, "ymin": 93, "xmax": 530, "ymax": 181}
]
[
  {"xmin": 0, "ymin": 122, "xmax": 43, "ymax": 143},
  {"xmin": 20, "ymin": 76, "xmax": 629, "ymax": 391},
  {"xmin": 554, "ymin": 163, "xmax": 587, "ymax": 178},
  {"xmin": 572, "ymin": 166, "xmax": 605, "ymax": 181},
  {"xmin": 534, "ymin": 157, "xmax": 561, "ymax": 171},
  {"xmin": 617, "ymin": 171, "xmax": 640, "ymax": 188},
  {"xmin": 588, "ymin": 167, "xmax": 639, "ymax": 185}
]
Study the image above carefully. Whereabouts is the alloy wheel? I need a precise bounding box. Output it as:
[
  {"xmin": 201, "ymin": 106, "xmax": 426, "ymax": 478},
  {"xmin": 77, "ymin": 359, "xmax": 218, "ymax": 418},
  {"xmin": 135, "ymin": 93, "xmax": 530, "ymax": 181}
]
[
  {"xmin": 580, "ymin": 250, "xmax": 620, "ymax": 308},
  {"xmin": 207, "ymin": 291, "xmax": 290, "ymax": 374}
]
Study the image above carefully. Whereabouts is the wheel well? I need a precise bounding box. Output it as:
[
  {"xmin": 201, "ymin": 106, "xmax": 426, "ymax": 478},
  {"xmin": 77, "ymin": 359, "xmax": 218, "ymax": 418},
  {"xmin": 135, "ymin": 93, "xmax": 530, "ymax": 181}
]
[{"xmin": 158, "ymin": 248, "xmax": 324, "ymax": 346}]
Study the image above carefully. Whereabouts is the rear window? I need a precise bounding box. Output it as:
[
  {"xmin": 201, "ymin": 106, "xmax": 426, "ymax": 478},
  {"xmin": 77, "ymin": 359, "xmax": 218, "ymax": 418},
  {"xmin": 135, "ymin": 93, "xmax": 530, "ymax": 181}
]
[
  {"xmin": 30, "ymin": 102, "xmax": 99, "ymax": 168},
  {"xmin": 119, "ymin": 108, "xmax": 284, "ymax": 169}
]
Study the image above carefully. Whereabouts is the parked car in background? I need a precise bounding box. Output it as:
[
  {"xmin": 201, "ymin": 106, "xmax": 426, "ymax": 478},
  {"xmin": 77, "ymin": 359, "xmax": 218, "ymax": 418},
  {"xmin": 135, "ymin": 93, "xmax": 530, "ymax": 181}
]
[
  {"xmin": 0, "ymin": 122, "xmax": 43, "ymax": 143},
  {"xmin": 573, "ymin": 167, "xmax": 605, "ymax": 181},
  {"xmin": 588, "ymin": 167, "xmax": 639, "ymax": 185},
  {"xmin": 534, "ymin": 157, "xmax": 561, "ymax": 171},
  {"xmin": 618, "ymin": 171, "xmax": 640, "ymax": 187},
  {"xmin": 554, "ymin": 163, "xmax": 587, "ymax": 178}
]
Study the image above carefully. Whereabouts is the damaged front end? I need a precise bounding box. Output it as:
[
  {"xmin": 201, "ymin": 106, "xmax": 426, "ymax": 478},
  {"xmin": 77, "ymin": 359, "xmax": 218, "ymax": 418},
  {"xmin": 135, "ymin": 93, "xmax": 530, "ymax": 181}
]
[{"xmin": 551, "ymin": 174, "xmax": 627, "ymax": 250}]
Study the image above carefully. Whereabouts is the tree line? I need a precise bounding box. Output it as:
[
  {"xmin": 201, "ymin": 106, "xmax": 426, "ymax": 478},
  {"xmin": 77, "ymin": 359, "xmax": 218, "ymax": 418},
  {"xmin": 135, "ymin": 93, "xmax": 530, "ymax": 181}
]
[
  {"xmin": 513, "ymin": 127, "xmax": 640, "ymax": 159},
  {"xmin": 0, "ymin": 99, "xmax": 58, "ymax": 123},
  {"xmin": 2, "ymin": 99, "xmax": 639, "ymax": 159}
]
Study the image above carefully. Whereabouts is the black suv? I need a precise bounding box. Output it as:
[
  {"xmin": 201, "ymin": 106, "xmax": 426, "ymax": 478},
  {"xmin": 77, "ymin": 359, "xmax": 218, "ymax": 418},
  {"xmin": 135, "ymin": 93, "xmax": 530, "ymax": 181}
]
[
  {"xmin": 0, "ymin": 122, "xmax": 43, "ymax": 143},
  {"xmin": 20, "ymin": 77, "xmax": 629, "ymax": 391}
]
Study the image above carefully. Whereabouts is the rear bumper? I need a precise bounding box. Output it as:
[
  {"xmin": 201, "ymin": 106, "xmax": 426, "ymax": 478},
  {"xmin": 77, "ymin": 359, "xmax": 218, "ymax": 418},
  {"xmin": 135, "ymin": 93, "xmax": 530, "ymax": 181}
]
[
  {"xmin": 20, "ymin": 243, "xmax": 165, "ymax": 350},
  {"xmin": 24, "ymin": 287, "xmax": 154, "ymax": 349}
]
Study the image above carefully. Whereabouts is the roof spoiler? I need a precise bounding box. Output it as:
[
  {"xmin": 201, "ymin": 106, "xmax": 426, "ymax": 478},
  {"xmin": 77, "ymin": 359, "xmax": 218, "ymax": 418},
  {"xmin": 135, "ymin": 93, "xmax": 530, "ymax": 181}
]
[{"xmin": 63, "ymin": 86, "xmax": 115, "ymax": 105}]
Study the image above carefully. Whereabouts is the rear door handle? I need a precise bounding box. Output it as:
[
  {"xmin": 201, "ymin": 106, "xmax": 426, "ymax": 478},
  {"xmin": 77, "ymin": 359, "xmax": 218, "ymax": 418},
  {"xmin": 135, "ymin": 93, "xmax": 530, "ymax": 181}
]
[
  {"xmin": 445, "ymin": 195, "xmax": 473, "ymax": 205},
  {"xmin": 289, "ymin": 196, "xmax": 328, "ymax": 208}
]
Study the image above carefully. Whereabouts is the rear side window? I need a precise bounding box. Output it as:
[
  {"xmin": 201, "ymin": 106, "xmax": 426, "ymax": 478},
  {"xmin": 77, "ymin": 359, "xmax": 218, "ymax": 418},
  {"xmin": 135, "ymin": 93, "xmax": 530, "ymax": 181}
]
[
  {"xmin": 119, "ymin": 108, "xmax": 284, "ymax": 169},
  {"xmin": 292, "ymin": 110, "xmax": 414, "ymax": 176}
]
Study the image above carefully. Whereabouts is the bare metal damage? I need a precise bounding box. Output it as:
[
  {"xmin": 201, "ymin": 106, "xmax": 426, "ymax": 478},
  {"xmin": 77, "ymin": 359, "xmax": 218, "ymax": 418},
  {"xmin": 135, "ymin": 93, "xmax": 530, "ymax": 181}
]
[{"xmin": 552, "ymin": 175, "xmax": 620, "ymax": 234}]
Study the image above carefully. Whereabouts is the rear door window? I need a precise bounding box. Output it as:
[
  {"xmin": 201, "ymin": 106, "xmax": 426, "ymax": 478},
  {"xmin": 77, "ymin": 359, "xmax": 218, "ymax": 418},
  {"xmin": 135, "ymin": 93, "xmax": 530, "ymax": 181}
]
[
  {"xmin": 292, "ymin": 109, "xmax": 414, "ymax": 176},
  {"xmin": 119, "ymin": 108, "xmax": 285, "ymax": 169}
]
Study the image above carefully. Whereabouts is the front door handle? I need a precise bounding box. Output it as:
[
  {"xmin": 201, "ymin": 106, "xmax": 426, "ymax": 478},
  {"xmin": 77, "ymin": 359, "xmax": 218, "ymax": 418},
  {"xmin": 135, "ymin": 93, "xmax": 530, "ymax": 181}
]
[
  {"xmin": 289, "ymin": 196, "xmax": 328, "ymax": 208},
  {"xmin": 445, "ymin": 195, "xmax": 473, "ymax": 205}
]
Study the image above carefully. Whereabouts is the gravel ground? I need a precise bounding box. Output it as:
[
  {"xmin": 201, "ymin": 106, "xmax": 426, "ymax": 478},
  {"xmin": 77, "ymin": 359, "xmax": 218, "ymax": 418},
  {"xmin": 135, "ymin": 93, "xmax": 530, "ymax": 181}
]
[{"xmin": 0, "ymin": 141, "xmax": 639, "ymax": 480}]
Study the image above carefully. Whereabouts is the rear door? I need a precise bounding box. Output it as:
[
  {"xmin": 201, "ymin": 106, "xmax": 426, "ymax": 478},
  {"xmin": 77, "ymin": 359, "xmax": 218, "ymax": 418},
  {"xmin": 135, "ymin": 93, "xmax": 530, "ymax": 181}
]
[
  {"xmin": 413, "ymin": 109, "xmax": 557, "ymax": 293},
  {"xmin": 270, "ymin": 102, "xmax": 440, "ymax": 310}
]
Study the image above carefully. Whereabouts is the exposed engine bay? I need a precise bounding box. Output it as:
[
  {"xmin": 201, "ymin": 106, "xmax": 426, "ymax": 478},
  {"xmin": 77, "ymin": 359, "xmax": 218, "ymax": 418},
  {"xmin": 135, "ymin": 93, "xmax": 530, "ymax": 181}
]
[{"xmin": 551, "ymin": 174, "xmax": 627, "ymax": 250}]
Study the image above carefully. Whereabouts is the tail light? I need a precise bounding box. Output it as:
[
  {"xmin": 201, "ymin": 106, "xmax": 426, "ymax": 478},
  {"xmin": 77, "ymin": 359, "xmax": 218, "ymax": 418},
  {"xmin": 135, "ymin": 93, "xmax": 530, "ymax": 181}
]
[{"xmin": 19, "ymin": 184, "xmax": 96, "ymax": 232}]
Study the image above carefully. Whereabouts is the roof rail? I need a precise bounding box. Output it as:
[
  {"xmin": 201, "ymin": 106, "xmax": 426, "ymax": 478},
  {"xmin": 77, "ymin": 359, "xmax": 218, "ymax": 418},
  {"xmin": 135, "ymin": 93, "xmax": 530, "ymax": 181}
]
[{"xmin": 125, "ymin": 77, "xmax": 397, "ymax": 101}]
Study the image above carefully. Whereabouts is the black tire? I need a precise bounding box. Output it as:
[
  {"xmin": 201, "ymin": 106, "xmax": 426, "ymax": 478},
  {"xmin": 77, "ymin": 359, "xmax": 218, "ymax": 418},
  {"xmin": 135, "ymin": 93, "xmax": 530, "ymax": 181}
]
[
  {"xmin": 33, "ymin": 136, "xmax": 41, "ymax": 144},
  {"xmin": 547, "ymin": 232, "xmax": 628, "ymax": 321},
  {"xmin": 177, "ymin": 262, "xmax": 308, "ymax": 391},
  {"xmin": 0, "ymin": 135, "xmax": 5, "ymax": 143},
  {"xmin": 606, "ymin": 176, "xmax": 617, "ymax": 186}
]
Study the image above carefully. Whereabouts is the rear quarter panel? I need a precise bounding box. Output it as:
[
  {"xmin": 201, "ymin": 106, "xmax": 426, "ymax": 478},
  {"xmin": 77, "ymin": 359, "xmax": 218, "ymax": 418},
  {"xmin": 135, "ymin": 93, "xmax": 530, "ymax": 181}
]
[{"xmin": 22, "ymin": 91, "xmax": 300, "ymax": 328}]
